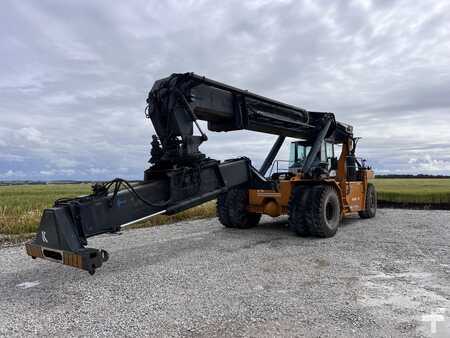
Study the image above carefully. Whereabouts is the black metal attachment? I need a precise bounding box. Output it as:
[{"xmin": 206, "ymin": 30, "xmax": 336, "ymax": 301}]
[{"xmin": 26, "ymin": 158, "xmax": 252, "ymax": 274}]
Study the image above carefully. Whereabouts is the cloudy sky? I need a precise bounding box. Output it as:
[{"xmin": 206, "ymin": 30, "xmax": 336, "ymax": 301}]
[{"xmin": 1, "ymin": 0, "xmax": 449, "ymax": 180}]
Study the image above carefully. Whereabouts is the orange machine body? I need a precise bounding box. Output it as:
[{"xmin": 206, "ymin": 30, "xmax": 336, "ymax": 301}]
[{"xmin": 248, "ymin": 139, "xmax": 375, "ymax": 218}]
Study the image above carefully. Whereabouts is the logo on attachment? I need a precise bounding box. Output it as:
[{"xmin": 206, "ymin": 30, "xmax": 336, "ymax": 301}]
[{"xmin": 41, "ymin": 231, "xmax": 48, "ymax": 243}]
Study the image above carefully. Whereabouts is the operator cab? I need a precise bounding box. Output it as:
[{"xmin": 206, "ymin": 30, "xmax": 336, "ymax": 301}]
[{"xmin": 288, "ymin": 141, "xmax": 337, "ymax": 175}]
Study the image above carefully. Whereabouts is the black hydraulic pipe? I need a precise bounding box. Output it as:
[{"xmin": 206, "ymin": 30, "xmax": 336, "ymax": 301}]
[
  {"xmin": 259, "ymin": 135, "xmax": 285, "ymax": 176},
  {"xmin": 302, "ymin": 119, "xmax": 332, "ymax": 174}
]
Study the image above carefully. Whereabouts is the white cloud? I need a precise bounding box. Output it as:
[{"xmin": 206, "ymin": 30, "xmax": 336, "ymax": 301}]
[
  {"xmin": 40, "ymin": 170, "xmax": 55, "ymax": 176},
  {"xmin": 51, "ymin": 158, "xmax": 78, "ymax": 169},
  {"xmin": 0, "ymin": 153, "xmax": 25, "ymax": 162},
  {"xmin": 414, "ymin": 155, "xmax": 450, "ymax": 172},
  {"xmin": 4, "ymin": 170, "xmax": 14, "ymax": 177},
  {"xmin": 0, "ymin": 0, "xmax": 449, "ymax": 179},
  {"xmin": 16, "ymin": 127, "xmax": 48, "ymax": 145},
  {"xmin": 0, "ymin": 170, "xmax": 25, "ymax": 178},
  {"xmin": 41, "ymin": 93, "xmax": 77, "ymax": 105},
  {"xmin": 59, "ymin": 169, "xmax": 75, "ymax": 176},
  {"xmin": 89, "ymin": 167, "xmax": 108, "ymax": 174},
  {"xmin": 39, "ymin": 169, "xmax": 75, "ymax": 177}
]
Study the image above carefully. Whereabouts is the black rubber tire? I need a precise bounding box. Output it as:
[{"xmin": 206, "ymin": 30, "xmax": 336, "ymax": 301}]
[
  {"xmin": 359, "ymin": 183, "xmax": 377, "ymax": 219},
  {"xmin": 217, "ymin": 193, "xmax": 232, "ymax": 227},
  {"xmin": 216, "ymin": 187, "xmax": 261, "ymax": 229},
  {"xmin": 288, "ymin": 186, "xmax": 311, "ymax": 237},
  {"xmin": 305, "ymin": 185, "xmax": 341, "ymax": 238}
]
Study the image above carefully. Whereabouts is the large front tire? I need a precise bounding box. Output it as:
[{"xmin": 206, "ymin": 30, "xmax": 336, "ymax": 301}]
[
  {"xmin": 305, "ymin": 185, "xmax": 341, "ymax": 238},
  {"xmin": 359, "ymin": 183, "xmax": 377, "ymax": 219},
  {"xmin": 217, "ymin": 187, "xmax": 261, "ymax": 229},
  {"xmin": 288, "ymin": 186, "xmax": 311, "ymax": 237}
]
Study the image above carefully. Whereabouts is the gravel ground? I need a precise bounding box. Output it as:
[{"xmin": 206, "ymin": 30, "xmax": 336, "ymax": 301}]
[{"xmin": 1, "ymin": 209, "xmax": 449, "ymax": 337}]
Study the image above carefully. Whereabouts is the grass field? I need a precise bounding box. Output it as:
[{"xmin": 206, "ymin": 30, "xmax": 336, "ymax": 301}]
[
  {"xmin": 373, "ymin": 178, "xmax": 450, "ymax": 204},
  {"xmin": 1, "ymin": 179, "xmax": 449, "ymax": 237}
]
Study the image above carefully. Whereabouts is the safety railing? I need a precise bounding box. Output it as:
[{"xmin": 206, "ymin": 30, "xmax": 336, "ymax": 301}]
[{"xmin": 267, "ymin": 160, "xmax": 293, "ymax": 177}]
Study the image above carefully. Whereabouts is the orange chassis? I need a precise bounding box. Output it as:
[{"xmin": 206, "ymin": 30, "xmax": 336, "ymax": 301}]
[{"xmin": 248, "ymin": 169, "xmax": 374, "ymax": 218}]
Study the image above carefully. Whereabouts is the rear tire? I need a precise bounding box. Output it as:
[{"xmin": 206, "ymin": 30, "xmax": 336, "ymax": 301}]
[
  {"xmin": 217, "ymin": 187, "xmax": 261, "ymax": 229},
  {"xmin": 305, "ymin": 185, "xmax": 341, "ymax": 238},
  {"xmin": 359, "ymin": 183, "xmax": 377, "ymax": 219},
  {"xmin": 217, "ymin": 193, "xmax": 232, "ymax": 227},
  {"xmin": 288, "ymin": 186, "xmax": 311, "ymax": 237}
]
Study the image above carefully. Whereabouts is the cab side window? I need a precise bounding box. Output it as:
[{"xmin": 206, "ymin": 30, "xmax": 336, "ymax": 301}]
[{"xmin": 320, "ymin": 142, "xmax": 335, "ymax": 169}]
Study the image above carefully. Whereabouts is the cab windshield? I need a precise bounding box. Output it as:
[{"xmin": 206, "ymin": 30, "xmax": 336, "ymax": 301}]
[
  {"xmin": 289, "ymin": 142, "xmax": 311, "ymax": 168},
  {"xmin": 289, "ymin": 141, "xmax": 335, "ymax": 170}
]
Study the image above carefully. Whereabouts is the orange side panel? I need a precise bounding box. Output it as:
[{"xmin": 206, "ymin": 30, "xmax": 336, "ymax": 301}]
[
  {"xmin": 345, "ymin": 182, "xmax": 364, "ymax": 212},
  {"xmin": 248, "ymin": 180, "xmax": 293, "ymax": 216}
]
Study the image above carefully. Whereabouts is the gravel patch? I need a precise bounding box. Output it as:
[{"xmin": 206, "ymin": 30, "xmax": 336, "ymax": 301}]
[{"xmin": 1, "ymin": 209, "xmax": 449, "ymax": 337}]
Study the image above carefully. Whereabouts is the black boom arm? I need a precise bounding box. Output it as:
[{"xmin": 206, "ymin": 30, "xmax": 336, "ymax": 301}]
[{"xmin": 145, "ymin": 73, "xmax": 338, "ymax": 166}]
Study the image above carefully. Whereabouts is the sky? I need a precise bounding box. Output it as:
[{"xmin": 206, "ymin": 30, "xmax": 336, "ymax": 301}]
[{"xmin": 1, "ymin": 0, "xmax": 449, "ymax": 180}]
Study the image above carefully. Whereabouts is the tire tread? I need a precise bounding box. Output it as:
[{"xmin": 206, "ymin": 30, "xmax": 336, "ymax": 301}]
[
  {"xmin": 305, "ymin": 185, "xmax": 340, "ymax": 238},
  {"xmin": 288, "ymin": 186, "xmax": 311, "ymax": 237},
  {"xmin": 217, "ymin": 187, "xmax": 261, "ymax": 228}
]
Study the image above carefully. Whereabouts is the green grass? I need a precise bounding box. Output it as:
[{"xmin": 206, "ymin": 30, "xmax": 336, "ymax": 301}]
[
  {"xmin": 1, "ymin": 179, "xmax": 449, "ymax": 237},
  {"xmin": 373, "ymin": 178, "xmax": 450, "ymax": 204},
  {"xmin": 0, "ymin": 184, "xmax": 91, "ymax": 235}
]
